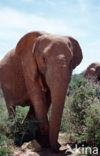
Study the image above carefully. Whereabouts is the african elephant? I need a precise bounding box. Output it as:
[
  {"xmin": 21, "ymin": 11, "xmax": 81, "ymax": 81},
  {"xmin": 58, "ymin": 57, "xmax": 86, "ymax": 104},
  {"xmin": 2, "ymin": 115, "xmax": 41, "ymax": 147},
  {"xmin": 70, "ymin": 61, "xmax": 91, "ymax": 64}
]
[
  {"xmin": 84, "ymin": 63, "xmax": 100, "ymax": 82},
  {"xmin": 0, "ymin": 31, "xmax": 83, "ymax": 151}
]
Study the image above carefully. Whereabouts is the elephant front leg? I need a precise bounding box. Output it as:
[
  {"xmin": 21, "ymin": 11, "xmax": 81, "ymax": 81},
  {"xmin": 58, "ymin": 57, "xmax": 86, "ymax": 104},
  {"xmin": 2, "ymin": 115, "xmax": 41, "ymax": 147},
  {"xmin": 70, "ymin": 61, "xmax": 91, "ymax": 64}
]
[
  {"xmin": 25, "ymin": 80, "xmax": 49, "ymax": 147},
  {"xmin": 36, "ymin": 91, "xmax": 51, "ymax": 147},
  {"xmin": 33, "ymin": 89, "xmax": 50, "ymax": 147}
]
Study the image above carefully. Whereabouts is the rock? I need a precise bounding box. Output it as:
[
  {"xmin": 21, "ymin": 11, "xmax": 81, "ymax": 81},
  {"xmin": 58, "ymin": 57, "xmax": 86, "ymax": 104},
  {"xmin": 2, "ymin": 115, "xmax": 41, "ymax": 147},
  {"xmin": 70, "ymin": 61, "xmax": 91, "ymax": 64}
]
[
  {"xmin": 21, "ymin": 140, "xmax": 42, "ymax": 152},
  {"xmin": 31, "ymin": 140, "xmax": 42, "ymax": 152}
]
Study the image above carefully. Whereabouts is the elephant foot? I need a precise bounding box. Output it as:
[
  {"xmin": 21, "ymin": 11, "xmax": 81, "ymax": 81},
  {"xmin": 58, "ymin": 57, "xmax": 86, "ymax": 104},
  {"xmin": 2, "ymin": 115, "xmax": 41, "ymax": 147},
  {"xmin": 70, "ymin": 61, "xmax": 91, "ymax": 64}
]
[
  {"xmin": 51, "ymin": 142, "xmax": 61, "ymax": 153},
  {"xmin": 41, "ymin": 136, "xmax": 50, "ymax": 148},
  {"xmin": 36, "ymin": 134, "xmax": 50, "ymax": 148}
]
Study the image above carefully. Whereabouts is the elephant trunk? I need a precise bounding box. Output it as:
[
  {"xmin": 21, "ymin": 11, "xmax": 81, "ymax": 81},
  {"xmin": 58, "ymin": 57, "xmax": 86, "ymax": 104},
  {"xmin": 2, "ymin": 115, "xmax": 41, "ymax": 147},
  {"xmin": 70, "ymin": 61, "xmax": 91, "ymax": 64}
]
[{"xmin": 46, "ymin": 65, "xmax": 71, "ymax": 151}]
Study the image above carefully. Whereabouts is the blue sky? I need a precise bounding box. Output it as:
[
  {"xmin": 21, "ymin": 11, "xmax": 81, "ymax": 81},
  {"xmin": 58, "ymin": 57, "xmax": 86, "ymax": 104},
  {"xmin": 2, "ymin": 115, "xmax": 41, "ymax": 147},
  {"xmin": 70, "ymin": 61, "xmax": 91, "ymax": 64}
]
[{"xmin": 0, "ymin": 0, "xmax": 100, "ymax": 73}]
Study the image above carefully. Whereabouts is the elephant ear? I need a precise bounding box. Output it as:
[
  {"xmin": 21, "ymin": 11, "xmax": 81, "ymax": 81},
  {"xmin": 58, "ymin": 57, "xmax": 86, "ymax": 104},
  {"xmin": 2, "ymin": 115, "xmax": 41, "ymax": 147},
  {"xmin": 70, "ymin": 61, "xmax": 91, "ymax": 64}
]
[
  {"xmin": 15, "ymin": 31, "xmax": 44, "ymax": 81},
  {"xmin": 68, "ymin": 37, "xmax": 83, "ymax": 70}
]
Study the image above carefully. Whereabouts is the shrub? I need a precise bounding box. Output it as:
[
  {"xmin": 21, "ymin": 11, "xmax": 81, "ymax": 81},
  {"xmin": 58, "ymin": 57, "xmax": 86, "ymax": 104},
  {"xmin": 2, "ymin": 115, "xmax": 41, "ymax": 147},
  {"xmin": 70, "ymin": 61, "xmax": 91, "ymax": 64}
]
[
  {"xmin": 0, "ymin": 99, "xmax": 13, "ymax": 156},
  {"xmin": 6, "ymin": 107, "xmax": 39, "ymax": 146},
  {"xmin": 61, "ymin": 75, "xmax": 100, "ymax": 148},
  {"xmin": 68, "ymin": 72, "xmax": 85, "ymax": 93},
  {"xmin": 0, "ymin": 99, "xmax": 39, "ymax": 155}
]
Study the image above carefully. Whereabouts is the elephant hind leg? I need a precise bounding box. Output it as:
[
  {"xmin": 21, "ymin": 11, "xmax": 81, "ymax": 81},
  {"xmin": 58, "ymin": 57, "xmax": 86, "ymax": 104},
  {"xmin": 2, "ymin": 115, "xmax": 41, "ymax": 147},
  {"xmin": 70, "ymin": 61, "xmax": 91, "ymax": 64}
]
[
  {"xmin": 5, "ymin": 98, "xmax": 16, "ymax": 117},
  {"xmin": 7, "ymin": 105, "xmax": 16, "ymax": 117},
  {"xmin": 25, "ymin": 106, "xmax": 35, "ymax": 120},
  {"xmin": 1, "ymin": 86, "xmax": 16, "ymax": 117}
]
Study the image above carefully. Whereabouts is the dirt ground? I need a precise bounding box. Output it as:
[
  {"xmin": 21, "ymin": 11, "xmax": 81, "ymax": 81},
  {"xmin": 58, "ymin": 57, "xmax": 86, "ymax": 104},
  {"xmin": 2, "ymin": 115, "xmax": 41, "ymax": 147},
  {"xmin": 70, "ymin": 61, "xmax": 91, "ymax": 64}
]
[
  {"xmin": 13, "ymin": 133, "xmax": 70, "ymax": 156},
  {"xmin": 13, "ymin": 148, "xmax": 67, "ymax": 156}
]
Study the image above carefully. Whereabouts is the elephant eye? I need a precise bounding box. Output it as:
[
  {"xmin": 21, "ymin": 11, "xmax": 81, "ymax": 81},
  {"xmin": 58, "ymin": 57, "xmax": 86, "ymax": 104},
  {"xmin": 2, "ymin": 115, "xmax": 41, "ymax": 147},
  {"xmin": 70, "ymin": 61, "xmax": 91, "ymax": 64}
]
[{"xmin": 43, "ymin": 56, "xmax": 47, "ymax": 64}]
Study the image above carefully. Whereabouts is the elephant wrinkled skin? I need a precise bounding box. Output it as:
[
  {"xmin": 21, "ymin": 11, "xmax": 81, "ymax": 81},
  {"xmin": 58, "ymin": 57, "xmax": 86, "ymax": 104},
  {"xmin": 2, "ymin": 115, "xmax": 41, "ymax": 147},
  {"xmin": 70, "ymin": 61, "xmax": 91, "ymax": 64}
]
[
  {"xmin": 0, "ymin": 31, "xmax": 83, "ymax": 151},
  {"xmin": 84, "ymin": 62, "xmax": 100, "ymax": 82}
]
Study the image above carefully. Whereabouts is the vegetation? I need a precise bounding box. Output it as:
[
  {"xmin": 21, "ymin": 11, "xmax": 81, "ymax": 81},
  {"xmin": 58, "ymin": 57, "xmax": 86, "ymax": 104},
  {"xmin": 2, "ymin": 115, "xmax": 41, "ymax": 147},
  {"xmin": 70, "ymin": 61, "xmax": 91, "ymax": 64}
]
[
  {"xmin": 0, "ymin": 98, "xmax": 13, "ymax": 156},
  {"xmin": 0, "ymin": 98, "xmax": 38, "ymax": 155},
  {"xmin": 61, "ymin": 73, "xmax": 100, "ymax": 149},
  {"xmin": 0, "ymin": 72, "xmax": 100, "ymax": 155}
]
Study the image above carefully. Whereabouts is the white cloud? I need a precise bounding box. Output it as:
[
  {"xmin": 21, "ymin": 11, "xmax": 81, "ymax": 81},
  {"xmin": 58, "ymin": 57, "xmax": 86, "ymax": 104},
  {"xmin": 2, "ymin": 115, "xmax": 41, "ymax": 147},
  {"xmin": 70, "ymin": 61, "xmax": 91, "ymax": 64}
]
[
  {"xmin": 0, "ymin": 31, "xmax": 21, "ymax": 40},
  {"xmin": 0, "ymin": 8, "xmax": 66, "ymax": 32},
  {"xmin": 0, "ymin": 7, "xmax": 87, "ymax": 37},
  {"xmin": 0, "ymin": 7, "xmax": 87, "ymax": 60}
]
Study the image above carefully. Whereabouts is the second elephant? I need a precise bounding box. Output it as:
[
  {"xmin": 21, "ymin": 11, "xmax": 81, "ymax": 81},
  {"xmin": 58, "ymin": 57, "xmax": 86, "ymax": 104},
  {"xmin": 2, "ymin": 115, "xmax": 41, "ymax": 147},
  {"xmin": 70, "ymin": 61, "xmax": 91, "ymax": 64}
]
[{"xmin": 84, "ymin": 62, "xmax": 100, "ymax": 82}]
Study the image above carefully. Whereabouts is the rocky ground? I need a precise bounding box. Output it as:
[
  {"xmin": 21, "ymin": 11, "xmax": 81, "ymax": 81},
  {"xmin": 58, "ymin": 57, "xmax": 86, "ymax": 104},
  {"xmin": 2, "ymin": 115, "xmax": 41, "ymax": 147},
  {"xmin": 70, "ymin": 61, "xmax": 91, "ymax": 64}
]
[{"xmin": 12, "ymin": 133, "xmax": 80, "ymax": 156}]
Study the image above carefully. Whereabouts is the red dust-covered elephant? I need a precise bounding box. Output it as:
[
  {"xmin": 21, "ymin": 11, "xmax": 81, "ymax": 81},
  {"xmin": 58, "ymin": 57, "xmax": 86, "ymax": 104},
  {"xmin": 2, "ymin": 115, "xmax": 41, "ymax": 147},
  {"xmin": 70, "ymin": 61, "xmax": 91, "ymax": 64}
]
[
  {"xmin": 0, "ymin": 31, "xmax": 83, "ymax": 151},
  {"xmin": 84, "ymin": 63, "xmax": 100, "ymax": 82}
]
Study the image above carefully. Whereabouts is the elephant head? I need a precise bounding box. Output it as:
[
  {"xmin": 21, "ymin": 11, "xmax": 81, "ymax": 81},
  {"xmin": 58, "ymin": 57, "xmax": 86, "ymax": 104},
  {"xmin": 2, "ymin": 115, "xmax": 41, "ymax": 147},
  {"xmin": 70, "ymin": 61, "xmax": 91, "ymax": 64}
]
[
  {"xmin": 15, "ymin": 31, "xmax": 83, "ymax": 151},
  {"xmin": 84, "ymin": 63, "xmax": 100, "ymax": 82}
]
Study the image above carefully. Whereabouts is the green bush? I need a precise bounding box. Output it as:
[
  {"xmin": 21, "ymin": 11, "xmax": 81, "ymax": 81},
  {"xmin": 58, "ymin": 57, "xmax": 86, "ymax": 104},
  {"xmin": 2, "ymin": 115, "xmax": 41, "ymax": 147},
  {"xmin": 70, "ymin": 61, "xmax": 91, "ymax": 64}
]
[
  {"xmin": 68, "ymin": 72, "xmax": 85, "ymax": 93},
  {"xmin": 0, "ymin": 100, "xmax": 39, "ymax": 155},
  {"xmin": 61, "ymin": 75, "xmax": 100, "ymax": 148},
  {"xmin": 6, "ymin": 107, "xmax": 39, "ymax": 146},
  {"xmin": 0, "ymin": 99, "xmax": 13, "ymax": 156}
]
